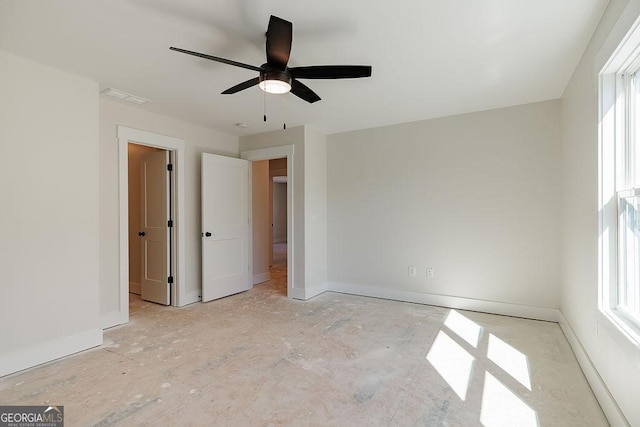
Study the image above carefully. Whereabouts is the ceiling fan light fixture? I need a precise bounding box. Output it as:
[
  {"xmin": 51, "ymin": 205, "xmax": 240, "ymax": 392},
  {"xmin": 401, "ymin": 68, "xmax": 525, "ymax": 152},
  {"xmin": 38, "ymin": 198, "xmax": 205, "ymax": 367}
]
[
  {"xmin": 259, "ymin": 70, "xmax": 292, "ymax": 94},
  {"xmin": 259, "ymin": 79, "xmax": 291, "ymax": 94},
  {"xmin": 171, "ymin": 16, "xmax": 372, "ymax": 103}
]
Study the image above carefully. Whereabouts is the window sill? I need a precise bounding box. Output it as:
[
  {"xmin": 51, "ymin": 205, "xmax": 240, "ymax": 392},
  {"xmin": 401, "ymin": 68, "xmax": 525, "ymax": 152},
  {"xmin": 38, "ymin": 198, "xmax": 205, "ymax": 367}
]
[{"xmin": 597, "ymin": 308, "xmax": 640, "ymax": 354}]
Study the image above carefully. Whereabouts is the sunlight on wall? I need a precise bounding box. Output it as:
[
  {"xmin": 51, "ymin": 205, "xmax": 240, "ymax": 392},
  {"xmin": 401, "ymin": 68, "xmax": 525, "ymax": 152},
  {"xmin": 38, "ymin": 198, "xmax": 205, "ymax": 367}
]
[
  {"xmin": 602, "ymin": 226, "xmax": 611, "ymax": 300},
  {"xmin": 426, "ymin": 330, "xmax": 475, "ymax": 400},
  {"xmin": 444, "ymin": 309, "xmax": 483, "ymax": 348},
  {"xmin": 600, "ymin": 95, "xmax": 616, "ymax": 202},
  {"xmin": 487, "ymin": 334, "xmax": 532, "ymax": 390},
  {"xmin": 480, "ymin": 372, "xmax": 538, "ymax": 427}
]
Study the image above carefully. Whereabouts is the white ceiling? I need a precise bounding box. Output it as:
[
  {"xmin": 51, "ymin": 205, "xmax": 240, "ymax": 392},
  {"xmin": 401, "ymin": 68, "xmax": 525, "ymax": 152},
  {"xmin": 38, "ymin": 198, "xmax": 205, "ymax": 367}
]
[{"xmin": 0, "ymin": 0, "xmax": 608, "ymax": 136}]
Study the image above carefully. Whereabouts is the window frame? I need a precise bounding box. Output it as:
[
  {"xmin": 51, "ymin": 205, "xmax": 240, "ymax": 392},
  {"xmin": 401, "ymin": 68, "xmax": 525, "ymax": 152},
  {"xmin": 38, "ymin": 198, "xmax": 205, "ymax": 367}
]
[
  {"xmin": 598, "ymin": 20, "xmax": 640, "ymax": 349},
  {"xmin": 616, "ymin": 187, "xmax": 640, "ymax": 330}
]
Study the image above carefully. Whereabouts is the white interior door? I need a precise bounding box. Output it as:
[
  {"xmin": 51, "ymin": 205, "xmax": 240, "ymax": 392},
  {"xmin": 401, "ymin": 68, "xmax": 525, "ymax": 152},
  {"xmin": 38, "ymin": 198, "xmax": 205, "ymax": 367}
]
[
  {"xmin": 201, "ymin": 153, "xmax": 249, "ymax": 302},
  {"xmin": 140, "ymin": 150, "xmax": 170, "ymax": 305}
]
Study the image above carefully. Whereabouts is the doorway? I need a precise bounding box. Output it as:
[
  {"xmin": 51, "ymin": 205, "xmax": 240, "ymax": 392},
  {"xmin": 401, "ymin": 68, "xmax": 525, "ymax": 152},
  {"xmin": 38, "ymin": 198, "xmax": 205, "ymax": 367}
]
[
  {"xmin": 270, "ymin": 172, "xmax": 288, "ymax": 295},
  {"xmin": 115, "ymin": 126, "xmax": 186, "ymax": 328},
  {"xmin": 241, "ymin": 145, "xmax": 295, "ymax": 298},
  {"xmin": 250, "ymin": 158, "xmax": 288, "ymax": 296}
]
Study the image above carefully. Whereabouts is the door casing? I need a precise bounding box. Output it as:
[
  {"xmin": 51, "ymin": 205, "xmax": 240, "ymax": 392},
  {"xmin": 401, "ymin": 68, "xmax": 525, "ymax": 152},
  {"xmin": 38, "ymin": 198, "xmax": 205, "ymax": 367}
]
[
  {"xmin": 112, "ymin": 126, "xmax": 186, "ymax": 328},
  {"xmin": 241, "ymin": 145, "xmax": 295, "ymax": 297}
]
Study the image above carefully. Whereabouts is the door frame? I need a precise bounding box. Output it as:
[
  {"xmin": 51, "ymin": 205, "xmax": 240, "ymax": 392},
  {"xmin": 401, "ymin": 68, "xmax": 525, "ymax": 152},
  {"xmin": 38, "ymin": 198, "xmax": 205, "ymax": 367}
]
[
  {"xmin": 241, "ymin": 145, "xmax": 294, "ymax": 297},
  {"xmin": 117, "ymin": 126, "xmax": 186, "ymax": 323}
]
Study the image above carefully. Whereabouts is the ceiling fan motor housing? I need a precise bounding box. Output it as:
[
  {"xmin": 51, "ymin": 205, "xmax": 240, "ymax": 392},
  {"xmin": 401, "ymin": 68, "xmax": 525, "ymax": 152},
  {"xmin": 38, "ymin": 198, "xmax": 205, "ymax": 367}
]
[{"xmin": 260, "ymin": 66, "xmax": 292, "ymax": 86}]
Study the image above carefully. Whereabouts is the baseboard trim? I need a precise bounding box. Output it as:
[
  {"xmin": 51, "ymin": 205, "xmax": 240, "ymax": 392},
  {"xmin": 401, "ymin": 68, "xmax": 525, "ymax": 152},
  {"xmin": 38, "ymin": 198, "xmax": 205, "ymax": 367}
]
[
  {"xmin": 179, "ymin": 290, "xmax": 201, "ymax": 307},
  {"xmin": 557, "ymin": 313, "xmax": 630, "ymax": 427},
  {"xmin": 290, "ymin": 287, "xmax": 306, "ymax": 300},
  {"xmin": 129, "ymin": 282, "xmax": 141, "ymax": 295},
  {"xmin": 101, "ymin": 310, "xmax": 127, "ymax": 329},
  {"xmin": 327, "ymin": 282, "xmax": 560, "ymax": 322},
  {"xmin": 252, "ymin": 272, "xmax": 271, "ymax": 285},
  {"xmin": 305, "ymin": 282, "xmax": 328, "ymax": 300},
  {"xmin": 0, "ymin": 328, "xmax": 103, "ymax": 378},
  {"xmin": 288, "ymin": 282, "xmax": 328, "ymax": 300}
]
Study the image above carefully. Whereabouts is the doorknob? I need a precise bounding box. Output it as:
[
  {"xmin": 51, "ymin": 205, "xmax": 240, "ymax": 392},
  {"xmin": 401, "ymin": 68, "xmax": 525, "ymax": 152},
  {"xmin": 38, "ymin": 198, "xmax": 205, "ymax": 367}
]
[
  {"xmin": 205, "ymin": 232, "xmax": 212, "ymax": 237},
  {"xmin": 138, "ymin": 231, "xmax": 146, "ymax": 237}
]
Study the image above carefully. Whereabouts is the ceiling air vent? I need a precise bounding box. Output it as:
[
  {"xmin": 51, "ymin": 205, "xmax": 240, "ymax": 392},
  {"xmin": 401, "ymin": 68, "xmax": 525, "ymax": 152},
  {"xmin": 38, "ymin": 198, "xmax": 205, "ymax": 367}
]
[{"xmin": 101, "ymin": 88, "xmax": 150, "ymax": 105}]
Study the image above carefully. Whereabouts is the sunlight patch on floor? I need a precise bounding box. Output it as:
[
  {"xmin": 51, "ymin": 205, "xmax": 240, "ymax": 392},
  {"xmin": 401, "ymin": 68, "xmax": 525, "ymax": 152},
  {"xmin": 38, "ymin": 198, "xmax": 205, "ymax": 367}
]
[
  {"xmin": 427, "ymin": 309, "xmax": 539, "ymax": 425},
  {"xmin": 444, "ymin": 309, "xmax": 483, "ymax": 348},
  {"xmin": 480, "ymin": 372, "xmax": 538, "ymax": 427},
  {"xmin": 426, "ymin": 330, "xmax": 475, "ymax": 401},
  {"xmin": 487, "ymin": 333, "xmax": 531, "ymax": 390}
]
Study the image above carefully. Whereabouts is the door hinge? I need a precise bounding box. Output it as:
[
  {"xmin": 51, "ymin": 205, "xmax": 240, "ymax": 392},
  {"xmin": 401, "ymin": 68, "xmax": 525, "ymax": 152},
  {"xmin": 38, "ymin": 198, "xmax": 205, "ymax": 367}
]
[
  {"xmin": 167, "ymin": 163, "xmax": 173, "ymax": 171},
  {"xmin": 168, "ymin": 219, "xmax": 173, "ymax": 227},
  {"xmin": 168, "ymin": 276, "xmax": 174, "ymax": 284}
]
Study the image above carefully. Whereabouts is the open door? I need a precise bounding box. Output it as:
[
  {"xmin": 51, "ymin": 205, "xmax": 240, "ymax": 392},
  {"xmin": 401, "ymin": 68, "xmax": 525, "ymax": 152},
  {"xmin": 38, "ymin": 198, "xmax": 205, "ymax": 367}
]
[
  {"xmin": 139, "ymin": 150, "xmax": 171, "ymax": 305},
  {"xmin": 201, "ymin": 153, "xmax": 250, "ymax": 302}
]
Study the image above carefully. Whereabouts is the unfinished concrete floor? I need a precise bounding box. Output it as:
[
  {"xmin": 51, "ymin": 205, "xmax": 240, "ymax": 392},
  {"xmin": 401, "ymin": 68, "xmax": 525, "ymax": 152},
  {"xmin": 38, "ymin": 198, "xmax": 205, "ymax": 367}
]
[{"xmin": 0, "ymin": 247, "xmax": 607, "ymax": 426}]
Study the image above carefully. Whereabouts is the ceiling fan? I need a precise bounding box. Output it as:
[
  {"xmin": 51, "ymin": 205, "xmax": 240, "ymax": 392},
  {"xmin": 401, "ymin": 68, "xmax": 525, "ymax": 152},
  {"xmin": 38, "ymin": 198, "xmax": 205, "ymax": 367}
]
[{"xmin": 170, "ymin": 15, "xmax": 372, "ymax": 103}]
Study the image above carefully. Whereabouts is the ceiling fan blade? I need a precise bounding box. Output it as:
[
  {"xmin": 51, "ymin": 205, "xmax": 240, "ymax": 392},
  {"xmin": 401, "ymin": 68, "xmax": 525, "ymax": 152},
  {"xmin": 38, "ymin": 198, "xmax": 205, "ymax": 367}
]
[
  {"xmin": 289, "ymin": 65, "xmax": 372, "ymax": 79},
  {"xmin": 170, "ymin": 47, "xmax": 262, "ymax": 72},
  {"xmin": 290, "ymin": 79, "xmax": 321, "ymax": 103},
  {"xmin": 221, "ymin": 77, "xmax": 260, "ymax": 94},
  {"xmin": 265, "ymin": 15, "xmax": 292, "ymax": 69}
]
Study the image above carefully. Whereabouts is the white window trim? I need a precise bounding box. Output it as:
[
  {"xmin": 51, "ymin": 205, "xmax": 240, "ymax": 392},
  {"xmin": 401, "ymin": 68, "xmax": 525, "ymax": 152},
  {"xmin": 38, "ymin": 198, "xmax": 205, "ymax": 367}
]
[{"xmin": 598, "ymin": 15, "xmax": 640, "ymax": 351}]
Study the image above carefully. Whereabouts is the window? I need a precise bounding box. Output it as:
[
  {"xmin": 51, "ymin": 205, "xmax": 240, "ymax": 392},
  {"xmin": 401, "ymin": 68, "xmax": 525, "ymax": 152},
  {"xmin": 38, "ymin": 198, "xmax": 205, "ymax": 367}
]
[
  {"xmin": 599, "ymin": 21, "xmax": 640, "ymax": 340},
  {"xmin": 616, "ymin": 69, "xmax": 640, "ymax": 329}
]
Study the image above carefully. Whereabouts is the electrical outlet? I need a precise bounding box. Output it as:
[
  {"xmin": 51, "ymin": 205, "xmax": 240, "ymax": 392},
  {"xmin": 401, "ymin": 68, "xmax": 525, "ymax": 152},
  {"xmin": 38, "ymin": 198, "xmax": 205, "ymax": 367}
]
[
  {"xmin": 427, "ymin": 268, "xmax": 434, "ymax": 278},
  {"xmin": 408, "ymin": 266, "xmax": 417, "ymax": 277}
]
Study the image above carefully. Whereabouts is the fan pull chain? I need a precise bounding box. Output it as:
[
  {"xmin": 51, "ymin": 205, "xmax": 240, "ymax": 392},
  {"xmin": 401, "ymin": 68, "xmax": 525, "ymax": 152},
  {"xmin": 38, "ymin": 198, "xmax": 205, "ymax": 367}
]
[
  {"xmin": 263, "ymin": 89, "xmax": 267, "ymax": 123},
  {"xmin": 283, "ymin": 95, "xmax": 287, "ymax": 130}
]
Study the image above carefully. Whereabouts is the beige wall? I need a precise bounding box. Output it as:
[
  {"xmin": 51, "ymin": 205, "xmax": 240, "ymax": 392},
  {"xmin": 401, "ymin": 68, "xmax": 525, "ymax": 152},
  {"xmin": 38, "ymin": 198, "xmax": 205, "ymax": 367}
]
[
  {"xmin": 270, "ymin": 158, "xmax": 288, "ymax": 244},
  {"xmin": 273, "ymin": 182, "xmax": 287, "ymax": 243},
  {"xmin": 327, "ymin": 100, "xmax": 562, "ymax": 309},
  {"xmin": 100, "ymin": 98, "xmax": 239, "ymax": 323},
  {"xmin": 251, "ymin": 160, "xmax": 271, "ymax": 284},
  {"xmin": 269, "ymin": 158, "xmax": 287, "ymax": 174},
  {"xmin": 0, "ymin": 49, "xmax": 101, "ymax": 375}
]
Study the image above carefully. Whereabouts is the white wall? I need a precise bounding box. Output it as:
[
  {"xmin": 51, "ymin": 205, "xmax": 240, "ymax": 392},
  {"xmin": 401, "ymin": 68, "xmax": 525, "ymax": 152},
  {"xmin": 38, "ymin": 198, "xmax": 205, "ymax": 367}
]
[
  {"xmin": 100, "ymin": 99, "xmax": 238, "ymax": 322},
  {"xmin": 0, "ymin": 50, "xmax": 101, "ymax": 376},
  {"xmin": 251, "ymin": 160, "xmax": 270, "ymax": 284},
  {"xmin": 327, "ymin": 100, "xmax": 562, "ymax": 311},
  {"xmin": 303, "ymin": 127, "xmax": 328, "ymax": 296},
  {"xmin": 561, "ymin": 0, "xmax": 640, "ymax": 425}
]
